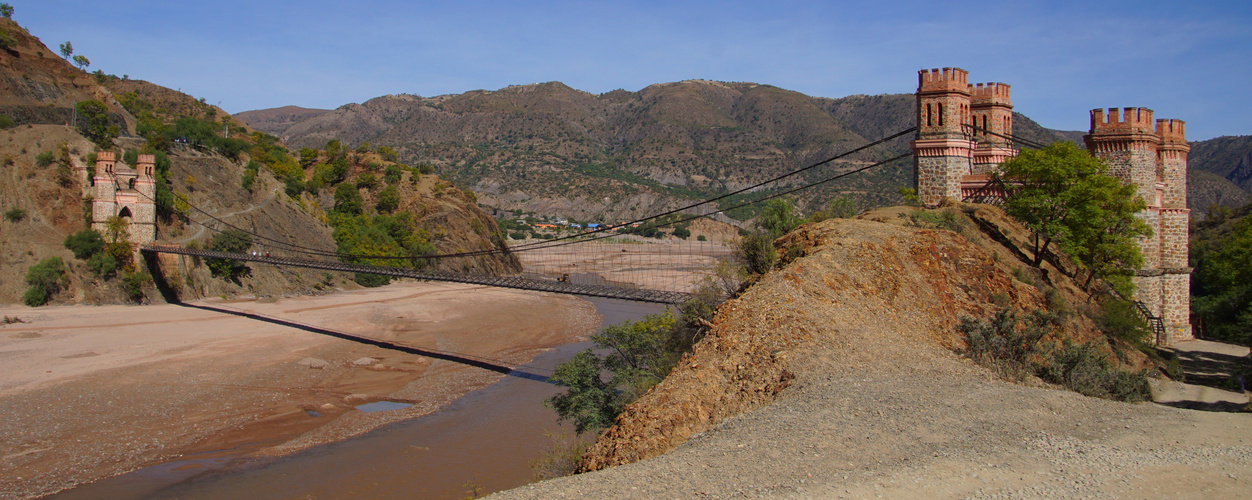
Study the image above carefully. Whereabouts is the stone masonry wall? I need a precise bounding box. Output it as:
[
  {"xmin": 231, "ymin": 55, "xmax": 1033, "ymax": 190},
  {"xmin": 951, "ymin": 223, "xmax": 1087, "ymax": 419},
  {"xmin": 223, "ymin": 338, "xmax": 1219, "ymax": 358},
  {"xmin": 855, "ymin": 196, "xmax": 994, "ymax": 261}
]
[{"xmin": 916, "ymin": 155, "xmax": 967, "ymax": 206}]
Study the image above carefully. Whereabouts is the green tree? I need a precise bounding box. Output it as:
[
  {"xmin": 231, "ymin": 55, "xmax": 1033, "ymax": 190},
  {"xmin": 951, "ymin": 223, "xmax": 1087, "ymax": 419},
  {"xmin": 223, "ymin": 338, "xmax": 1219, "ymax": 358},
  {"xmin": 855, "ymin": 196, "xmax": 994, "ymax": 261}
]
[
  {"xmin": 333, "ymin": 182, "xmax": 363, "ymax": 215},
  {"xmin": 24, "ymin": 257, "xmax": 67, "ymax": 306},
  {"xmin": 547, "ymin": 313, "xmax": 679, "ymax": 434},
  {"xmin": 3, "ymin": 207, "xmax": 24, "ymax": 222},
  {"xmin": 355, "ymin": 173, "xmax": 379, "ymax": 190},
  {"xmin": 0, "ymin": 3, "xmax": 14, "ymax": 18},
  {"xmin": 206, "ymin": 229, "xmax": 253, "ymax": 281},
  {"xmin": 755, "ymin": 199, "xmax": 801, "ymax": 238},
  {"xmin": 59, "ymin": 41, "xmax": 72, "ymax": 60},
  {"xmin": 376, "ymin": 185, "xmax": 400, "ymax": 213},
  {"xmin": 1191, "ymin": 204, "xmax": 1252, "ymax": 345},
  {"xmin": 104, "ymin": 215, "xmax": 129, "ymax": 243},
  {"xmin": 75, "ymin": 100, "xmax": 118, "ymax": 148},
  {"xmin": 996, "ymin": 142, "xmax": 1149, "ymax": 295},
  {"xmin": 63, "ymin": 228, "xmax": 104, "ymax": 260},
  {"xmin": 121, "ymin": 270, "xmax": 151, "ymax": 302},
  {"xmin": 72, "ymin": 54, "xmax": 89, "ymax": 70}
]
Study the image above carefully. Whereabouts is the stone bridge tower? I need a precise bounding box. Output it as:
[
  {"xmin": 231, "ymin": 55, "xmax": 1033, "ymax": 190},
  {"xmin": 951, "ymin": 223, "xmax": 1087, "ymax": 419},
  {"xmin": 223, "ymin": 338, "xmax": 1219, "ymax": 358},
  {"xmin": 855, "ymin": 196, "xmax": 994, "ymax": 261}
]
[
  {"xmin": 912, "ymin": 68, "xmax": 1017, "ymax": 205},
  {"xmin": 1084, "ymin": 108, "xmax": 1192, "ymax": 344},
  {"xmin": 91, "ymin": 151, "xmax": 157, "ymax": 248}
]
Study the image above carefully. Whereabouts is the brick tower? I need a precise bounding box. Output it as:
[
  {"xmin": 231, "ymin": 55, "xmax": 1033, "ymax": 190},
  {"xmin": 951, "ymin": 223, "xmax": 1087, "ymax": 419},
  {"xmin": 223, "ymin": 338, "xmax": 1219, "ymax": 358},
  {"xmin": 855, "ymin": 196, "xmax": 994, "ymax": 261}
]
[
  {"xmin": 913, "ymin": 68, "xmax": 1018, "ymax": 205},
  {"xmin": 91, "ymin": 152, "xmax": 157, "ymax": 249},
  {"xmin": 970, "ymin": 83, "xmax": 1015, "ymax": 174},
  {"xmin": 912, "ymin": 67, "xmax": 973, "ymax": 206},
  {"xmin": 1085, "ymin": 108, "xmax": 1192, "ymax": 344}
]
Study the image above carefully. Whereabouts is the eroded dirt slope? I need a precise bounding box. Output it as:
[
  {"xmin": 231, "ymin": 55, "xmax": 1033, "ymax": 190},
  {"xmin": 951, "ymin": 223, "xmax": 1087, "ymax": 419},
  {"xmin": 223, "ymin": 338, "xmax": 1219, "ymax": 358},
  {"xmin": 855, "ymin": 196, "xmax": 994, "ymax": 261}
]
[{"xmin": 494, "ymin": 206, "xmax": 1252, "ymax": 499}]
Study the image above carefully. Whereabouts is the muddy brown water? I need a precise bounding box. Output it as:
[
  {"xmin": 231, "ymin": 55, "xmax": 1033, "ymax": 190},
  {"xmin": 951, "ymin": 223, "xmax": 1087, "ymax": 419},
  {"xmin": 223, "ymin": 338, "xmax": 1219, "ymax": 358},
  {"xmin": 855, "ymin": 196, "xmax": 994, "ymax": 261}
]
[{"xmin": 47, "ymin": 297, "xmax": 666, "ymax": 500}]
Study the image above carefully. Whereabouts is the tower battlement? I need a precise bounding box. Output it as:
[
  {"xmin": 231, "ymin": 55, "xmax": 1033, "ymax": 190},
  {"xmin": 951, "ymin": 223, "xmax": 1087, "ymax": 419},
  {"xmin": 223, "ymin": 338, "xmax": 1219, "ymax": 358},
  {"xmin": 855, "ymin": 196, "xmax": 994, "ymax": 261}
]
[
  {"xmin": 918, "ymin": 67, "xmax": 969, "ymax": 93},
  {"xmin": 1156, "ymin": 119, "xmax": 1186, "ymax": 145},
  {"xmin": 136, "ymin": 154, "xmax": 155, "ymax": 178},
  {"xmin": 1090, "ymin": 107, "xmax": 1156, "ymax": 135},
  {"xmin": 969, "ymin": 83, "xmax": 1011, "ymax": 104}
]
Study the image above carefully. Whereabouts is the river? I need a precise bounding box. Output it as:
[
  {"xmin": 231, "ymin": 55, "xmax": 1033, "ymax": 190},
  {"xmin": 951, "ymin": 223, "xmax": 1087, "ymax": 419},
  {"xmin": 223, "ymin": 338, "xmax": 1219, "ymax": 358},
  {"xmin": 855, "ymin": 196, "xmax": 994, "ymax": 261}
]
[{"xmin": 47, "ymin": 296, "xmax": 665, "ymax": 499}]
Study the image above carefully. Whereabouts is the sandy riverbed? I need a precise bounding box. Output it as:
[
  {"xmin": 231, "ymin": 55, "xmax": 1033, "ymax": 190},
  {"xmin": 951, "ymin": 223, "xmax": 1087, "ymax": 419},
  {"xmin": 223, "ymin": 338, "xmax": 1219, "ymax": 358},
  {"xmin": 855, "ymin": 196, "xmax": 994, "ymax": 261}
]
[{"xmin": 0, "ymin": 281, "xmax": 599, "ymax": 499}]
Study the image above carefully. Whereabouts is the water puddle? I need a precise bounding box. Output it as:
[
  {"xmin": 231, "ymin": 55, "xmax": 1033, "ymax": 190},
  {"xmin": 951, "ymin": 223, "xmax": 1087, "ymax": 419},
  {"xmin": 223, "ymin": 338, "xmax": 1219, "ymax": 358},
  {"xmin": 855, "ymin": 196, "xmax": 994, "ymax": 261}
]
[{"xmin": 354, "ymin": 400, "xmax": 413, "ymax": 413}]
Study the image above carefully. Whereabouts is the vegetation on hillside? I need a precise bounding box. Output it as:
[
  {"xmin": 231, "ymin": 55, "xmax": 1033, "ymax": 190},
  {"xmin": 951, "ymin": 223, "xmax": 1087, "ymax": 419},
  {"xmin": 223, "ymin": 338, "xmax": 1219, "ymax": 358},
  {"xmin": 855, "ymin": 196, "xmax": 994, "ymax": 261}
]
[
  {"xmin": 61, "ymin": 222, "xmax": 152, "ymax": 303},
  {"xmin": 958, "ymin": 306, "xmax": 1151, "ymax": 402},
  {"xmin": 23, "ymin": 257, "xmax": 67, "ymax": 307},
  {"xmin": 1191, "ymin": 202, "xmax": 1252, "ymax": 345}
]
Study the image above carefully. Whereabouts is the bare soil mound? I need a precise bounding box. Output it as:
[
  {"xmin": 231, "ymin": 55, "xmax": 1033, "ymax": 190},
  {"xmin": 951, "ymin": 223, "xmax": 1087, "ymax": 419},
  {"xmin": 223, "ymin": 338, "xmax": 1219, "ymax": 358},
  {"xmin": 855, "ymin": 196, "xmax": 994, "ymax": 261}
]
[{"xmin": 494, "ymin": 206, "xmax": 1252, "ymax": 499}]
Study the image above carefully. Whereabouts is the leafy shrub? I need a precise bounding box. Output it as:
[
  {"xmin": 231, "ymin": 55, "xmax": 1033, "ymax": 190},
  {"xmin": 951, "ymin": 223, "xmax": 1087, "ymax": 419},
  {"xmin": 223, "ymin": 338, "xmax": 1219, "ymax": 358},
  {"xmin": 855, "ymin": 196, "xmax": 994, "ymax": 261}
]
[
  {"xmin": 206, "ymin": 229, "xmax": 252, "ymax": 281},
  {"xmin": 958, "ymin": 308, "xmax": 1053, "ymax": 381},
  {"xmin": 529, "ymin": 431, "xmax": 592, "ymax": 481},
  {"xmin": 1036, "ymin": 341, "xmax": 1150, "ymax": 402},
  {"xmin": 35, "ymin": 150, "xmax": 56, "ymax": 168},
  {"xmin": 1096, "ymin": 297, "xmax": 1153, "ymax": 350},
  {"xmin": 907, "ymin": 209, "xmax": 968, "ymax": 236},
  {"xmin": 355, "ymin": 173, "xmax": 379, "ymax": 190},
  {"xmin": 0, "ymin": 114, "xmax": 15, "ymax": 129},
  {"xmin": 549, "ymin": 313, "xmax": 679, "ymax": 434},
  {"xmin": 353, "ymin": 272, "xmax": 391, "ymax": 287},
  {"xmin": 959, "ymin": 307, "xmax": 1150, "ymax": 402},
  {"xmin": 63, "ymin": 229, "xmax": 104, "ymax": 259},
  {"xmin": 121, "ymin": 270, "xmax": 151, "ymax": 303},
  {"xmin": 735, "ymin": 231, "xmax": 776, "ymax": 276},
  {"xmin": 24, "ymin": 257, "xmax": 67, "ymax": 306},
  {"xmin": 87, "ymin": 251, "xmax": 118, "ymax": 279},
  {"xmin": 383, "ymin": 164, "xmax": 403, "ymax": 185},
  {"xmin": 376, "ymin": 185, "xmax": 400, "ymax": 213},
  {"xmin": 333, "ymin": 183, "xmax": 362, "ymax": 215},
  {"xmin": 4, "ymin": 207, "xmax": 25, "ymax": 222}
]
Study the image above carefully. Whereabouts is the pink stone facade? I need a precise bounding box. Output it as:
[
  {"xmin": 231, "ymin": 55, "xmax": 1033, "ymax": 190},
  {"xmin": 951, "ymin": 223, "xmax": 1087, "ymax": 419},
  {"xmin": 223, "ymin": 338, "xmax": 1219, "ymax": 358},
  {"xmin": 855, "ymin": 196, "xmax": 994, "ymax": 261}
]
[
  {"xmin": 1085, "ymin": 108, "xmax": 1193, "ymax": 344},
  {"xmin": 910, "ymin": 68, "xmax": 1194, "ymax": 345},
  {"xmin": 912, "ymin": 68, "xmax": 1017, "ymax": 205},
  {"xmin": 90, "ymin": 151, "xmax": 157, "ymax": 251}
]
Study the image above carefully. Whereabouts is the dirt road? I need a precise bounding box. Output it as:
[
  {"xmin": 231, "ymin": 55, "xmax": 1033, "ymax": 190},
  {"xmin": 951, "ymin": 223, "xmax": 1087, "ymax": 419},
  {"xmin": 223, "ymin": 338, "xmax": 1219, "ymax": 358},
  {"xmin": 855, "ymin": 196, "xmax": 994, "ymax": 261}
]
[{"xmin": 0, "ymin": 281, "xmax": 599, "ymax": 499}]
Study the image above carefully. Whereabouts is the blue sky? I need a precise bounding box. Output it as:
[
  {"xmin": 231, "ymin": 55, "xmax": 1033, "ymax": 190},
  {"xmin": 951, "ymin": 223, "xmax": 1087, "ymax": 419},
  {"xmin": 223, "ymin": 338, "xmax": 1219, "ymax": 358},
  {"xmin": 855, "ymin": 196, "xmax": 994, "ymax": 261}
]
[{"xmin": 17, "ymin": 1, "xmax": 1252, "ymax": 140}]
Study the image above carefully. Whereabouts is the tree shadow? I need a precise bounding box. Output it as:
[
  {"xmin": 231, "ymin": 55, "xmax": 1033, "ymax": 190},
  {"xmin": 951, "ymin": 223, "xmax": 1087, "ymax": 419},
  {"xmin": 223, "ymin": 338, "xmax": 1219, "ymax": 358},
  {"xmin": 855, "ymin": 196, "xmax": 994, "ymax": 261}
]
[{"xmin": 175, "ymin": 301, "xmax": 553, "ymax": 384}]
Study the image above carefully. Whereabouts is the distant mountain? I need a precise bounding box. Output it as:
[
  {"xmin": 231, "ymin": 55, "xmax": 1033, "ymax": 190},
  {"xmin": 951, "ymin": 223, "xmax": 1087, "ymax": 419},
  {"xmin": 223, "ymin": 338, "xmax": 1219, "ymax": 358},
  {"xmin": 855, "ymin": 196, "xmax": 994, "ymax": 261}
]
[
  {"xmin": 238, "ymin": 81, "xmax": 1095, "ymax": 221},
  {"xmin": 235, "ymin": 105, "xmax": 331, "ymax": 137},
  {"xmin": 1189, "ymin": 135, "xmax": 1252, "ymax": 194}
]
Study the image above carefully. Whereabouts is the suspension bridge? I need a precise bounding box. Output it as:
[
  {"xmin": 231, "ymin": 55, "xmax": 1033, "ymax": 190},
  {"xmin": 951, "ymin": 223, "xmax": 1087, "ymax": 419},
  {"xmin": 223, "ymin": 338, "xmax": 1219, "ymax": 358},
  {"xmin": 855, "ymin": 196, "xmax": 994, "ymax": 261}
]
[{"xmin": 138, "ymin": 126, "xmax": 933, "ymax": 305}]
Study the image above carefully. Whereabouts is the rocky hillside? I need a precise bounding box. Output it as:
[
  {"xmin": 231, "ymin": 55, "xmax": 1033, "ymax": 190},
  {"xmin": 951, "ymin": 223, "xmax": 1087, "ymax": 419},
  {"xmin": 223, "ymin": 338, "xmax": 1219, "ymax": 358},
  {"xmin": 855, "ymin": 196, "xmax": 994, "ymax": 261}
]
[
  {"xmin": 246, "ymin": 81, "xmax": 1250, "ymax": 222},
  {"xmin": 0, "ymin": 18, "xmax": 516, "ymax": 305},
  {"xmin": 235, "ymin": 105, "xmax": 330, "ymax": 137},
  {"xmin": 236, "ymin": 83, "xmax": 1084, "ymax": 223}
]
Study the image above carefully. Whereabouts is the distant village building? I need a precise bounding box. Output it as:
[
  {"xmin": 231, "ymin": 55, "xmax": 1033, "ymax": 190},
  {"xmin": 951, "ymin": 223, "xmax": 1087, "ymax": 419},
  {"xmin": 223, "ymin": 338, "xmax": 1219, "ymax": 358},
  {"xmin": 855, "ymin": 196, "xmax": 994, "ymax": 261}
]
[{"xmin": 911, "ymin": 68, "xmax": 1192, "ymax": 344}]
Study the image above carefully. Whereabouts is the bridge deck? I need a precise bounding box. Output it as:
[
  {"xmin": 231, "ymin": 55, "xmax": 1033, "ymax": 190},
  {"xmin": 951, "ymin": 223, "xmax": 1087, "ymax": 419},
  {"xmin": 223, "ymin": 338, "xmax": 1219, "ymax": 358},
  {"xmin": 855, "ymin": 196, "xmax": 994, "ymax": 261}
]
[{"xmin": 142, "ymin": 245, "xmax": 691, "ymax": 304}]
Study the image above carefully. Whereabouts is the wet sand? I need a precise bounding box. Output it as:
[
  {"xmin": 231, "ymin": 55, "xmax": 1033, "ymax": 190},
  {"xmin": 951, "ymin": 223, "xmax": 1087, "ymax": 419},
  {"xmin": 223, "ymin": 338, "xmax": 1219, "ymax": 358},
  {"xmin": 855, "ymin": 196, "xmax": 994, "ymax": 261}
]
[{"xmin": 0, "ymin": 281, "xmax": 601, "ymax": 499}]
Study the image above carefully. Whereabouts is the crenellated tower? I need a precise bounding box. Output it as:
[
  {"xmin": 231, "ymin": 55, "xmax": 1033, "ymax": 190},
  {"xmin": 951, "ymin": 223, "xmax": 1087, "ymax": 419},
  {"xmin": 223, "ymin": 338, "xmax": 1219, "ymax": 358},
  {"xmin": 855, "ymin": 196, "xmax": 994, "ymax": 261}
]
[
  {"xmin": 1085, "ymin": 108, "xmax": 1192, "ymax": 344},
  {"xmin": 90, "ymin": 151, "xmax": 158, "ymax": 251},
  {"xmin": 969, "ymin": 82, "xmax": 1017, "ymax": 173},
  {"xmin": 912, "ymin": 67, "xmax": 974, "ymax": 205}
]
